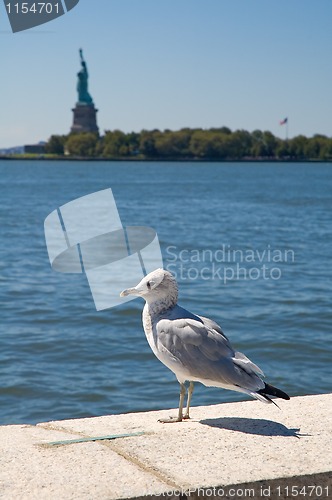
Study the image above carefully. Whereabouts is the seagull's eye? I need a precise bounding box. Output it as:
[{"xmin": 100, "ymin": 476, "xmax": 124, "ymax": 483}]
[{"xmin": 147, "ymin": 281, "xmax": 151, "ymax": 289}]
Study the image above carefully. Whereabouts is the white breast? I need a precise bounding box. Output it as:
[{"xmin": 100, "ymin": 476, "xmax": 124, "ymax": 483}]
[{"xmin": 142, "ymin": 304, "xmax": 185, "ymax": 381}]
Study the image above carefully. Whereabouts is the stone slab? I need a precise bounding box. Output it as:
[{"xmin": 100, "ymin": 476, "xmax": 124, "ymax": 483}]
[
  {"xmin": 1, "ymin": 394, "xmax": 331, "ymax": 499},
  {"xmin": 0, "ymin": 424, "xmax": 168, "ymax": 499}
]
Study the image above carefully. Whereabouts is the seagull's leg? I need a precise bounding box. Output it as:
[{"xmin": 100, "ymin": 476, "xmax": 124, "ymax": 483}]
[
  {"xmin": 183, "ymin": 381, "xmax": 194, "ymax": 420},
  {"xmin": 158, "ymin": 383, "xmax": 186, "ymax": 423}
]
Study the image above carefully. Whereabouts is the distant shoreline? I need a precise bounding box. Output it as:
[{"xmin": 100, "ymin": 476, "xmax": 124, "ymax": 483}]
[{"xmin": 1, "ymin": 155, "xmax": 331, "ymax": 163}]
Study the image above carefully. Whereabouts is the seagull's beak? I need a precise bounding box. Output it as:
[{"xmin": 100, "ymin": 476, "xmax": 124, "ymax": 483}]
[
  {"xmin": 120, "ymin": 276, "xmax": 148, "ymax": 297},
  {"xmin": 120, "ymin": 287, "xmax": 138, "ymax": 297}
]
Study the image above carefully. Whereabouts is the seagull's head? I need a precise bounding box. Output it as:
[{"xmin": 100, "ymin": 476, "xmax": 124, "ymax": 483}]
[{"xmin": 120, "ymin": 268, "xmax": 178, "ymax": 307}]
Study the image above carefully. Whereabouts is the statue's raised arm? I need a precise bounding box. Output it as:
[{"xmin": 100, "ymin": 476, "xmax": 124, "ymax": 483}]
[{"xmin": 77, "ymin": 49, "xmax": 93, "ymax": 105}]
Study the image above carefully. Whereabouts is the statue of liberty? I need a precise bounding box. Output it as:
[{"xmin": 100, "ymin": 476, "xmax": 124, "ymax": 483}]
[
  {"xmin": 71, "ymin": 48, "xmax": 99, "ymax": 134},
  {"xmin": 77, "ymin": 49, "xmax": 93, "ymax": 105}
]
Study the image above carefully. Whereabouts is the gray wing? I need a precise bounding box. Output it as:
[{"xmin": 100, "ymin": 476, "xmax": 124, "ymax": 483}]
[{"xmin": 156, "ymin": 306, "xmax": 264, "ymax": 391}]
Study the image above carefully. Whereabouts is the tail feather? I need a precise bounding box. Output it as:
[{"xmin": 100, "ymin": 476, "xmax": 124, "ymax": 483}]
[{"xmin": 258, "ymin": 382, "xmax": 290, "ymax": 402}]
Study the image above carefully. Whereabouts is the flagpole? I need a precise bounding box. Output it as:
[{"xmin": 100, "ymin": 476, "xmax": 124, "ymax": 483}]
[{"xmin": 286, "ymin": 119, "xmax": 289, "ymax": 141}]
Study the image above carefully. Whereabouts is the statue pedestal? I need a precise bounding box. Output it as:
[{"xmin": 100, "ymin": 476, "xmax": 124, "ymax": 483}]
[{"xmin": 71, "ymin": 104, "xmax": 99, "ymax": 134}]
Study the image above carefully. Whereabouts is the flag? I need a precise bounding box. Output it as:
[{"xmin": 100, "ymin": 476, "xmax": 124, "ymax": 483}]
[{"xmin": 280, "ymin": 117, "xmax": 288, "ymax": 125}]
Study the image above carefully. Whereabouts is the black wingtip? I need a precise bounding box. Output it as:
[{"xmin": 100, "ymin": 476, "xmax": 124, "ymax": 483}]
[{"xmin": 258, "ymin": 382, "xmax": 290, "ymax": 401}]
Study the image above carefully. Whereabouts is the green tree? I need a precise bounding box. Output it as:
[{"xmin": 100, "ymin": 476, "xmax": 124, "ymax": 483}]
[
  {"xmin": 289, "ymin": 135, "xmax": 307, "ymax": 159},
  {"xmin": 226, "ymin": 130, "xmax": 253, "ymax": 158},
  {"xmin": 42, "ymin": 126, "xmax": 332, "ymax": 161},
  {"xmin": 127, "ymin": 132, "xmax": 140, "ymax": 155},
  {"xmin": 303, "ymin": 134, "xmax": 332, "ymax": 159},
  {"xmin": 139, "ymin": 130, "xmax": 158, "ymax": 157},
  {"xmin": 154, "ymin": 130, "xmax": 192, "ymax": 157},
  {"xmin": 45, "ymin": 135, "xmax": 66, "ymax": 155},
  {"xmin": 188, "ymin": 130, "xmax": 207, "ymax": 157},
  {"xmin": 209, "ymin": 126, "xmax": 232, "ymax": 135},
  {"xmin": 103, "ymin": 130, "xmax": 129, "ymax": 157},
  {"xmin": 263, "ymin": 131, "xmax": 278, "ymax": 157},
  {"xmin": 250, "ymin": 130, "xmax": 266, "ymax": 157},
  {"xmin": 65, "ymin": 133, "xmax": 98, "ymax": 157},
  {"xmin": 276, "ymin": 140, "xmax": 290, "ymax": 159},
  {"xmin": 250, "ymin": 130, "xmax": 278, "ymax": 158},
  {"xmin": 189, "ymin": 130, "xmax": 230, "ymax": 158},
  {"xmin": 319, "ymin": 137, "xmax": 332, "ymax": 160}
]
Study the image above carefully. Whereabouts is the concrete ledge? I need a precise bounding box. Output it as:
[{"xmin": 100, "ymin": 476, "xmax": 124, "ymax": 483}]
[{"xmin": 0, "ymin": 394, "xmax": 331, "ymax": 499}]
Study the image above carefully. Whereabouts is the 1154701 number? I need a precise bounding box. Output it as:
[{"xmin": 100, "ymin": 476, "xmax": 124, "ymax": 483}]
[
  {"xmin": 277, "ymin": 485, "xmax": 329, "ymax": 497},
  {"xmin": 6, "ymin": 3, "xmax": 60, "ymax": 14}
]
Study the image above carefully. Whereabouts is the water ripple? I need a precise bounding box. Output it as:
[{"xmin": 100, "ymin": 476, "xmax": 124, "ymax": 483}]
[{"xmin": 0, "ymin": 161, "xmax": 331, "ymax": 424}]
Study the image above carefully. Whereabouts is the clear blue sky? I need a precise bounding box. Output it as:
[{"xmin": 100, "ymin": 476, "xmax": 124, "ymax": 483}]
[{"xmin": 2, "ymin": 0, "xmax": 332, "ymax": 147}]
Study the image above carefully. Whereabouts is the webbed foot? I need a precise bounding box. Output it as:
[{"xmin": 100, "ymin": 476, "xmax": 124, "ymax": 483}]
[{"xmin": 158, "ymin": 416, "xmax": 183, "ymax": 423}]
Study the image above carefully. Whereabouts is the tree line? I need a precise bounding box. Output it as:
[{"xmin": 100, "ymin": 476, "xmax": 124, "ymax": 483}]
[{"xmin": 45, "ymin": 127, "xmax": 332, "ymax": 160}]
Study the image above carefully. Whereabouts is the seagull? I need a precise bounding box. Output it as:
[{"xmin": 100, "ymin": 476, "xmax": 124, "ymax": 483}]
[{"xmin": 120, "ymin": 268, "xmax": 290, "ymax": 423}]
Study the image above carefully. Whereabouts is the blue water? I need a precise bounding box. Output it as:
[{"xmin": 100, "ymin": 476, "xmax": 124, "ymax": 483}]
[{"xmin": 0, "ymin": 160, "xmax": 331, "ymax": 425}]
